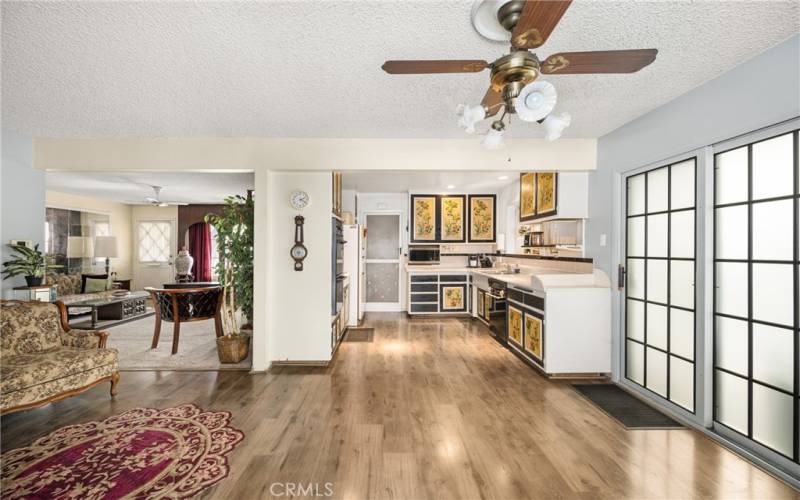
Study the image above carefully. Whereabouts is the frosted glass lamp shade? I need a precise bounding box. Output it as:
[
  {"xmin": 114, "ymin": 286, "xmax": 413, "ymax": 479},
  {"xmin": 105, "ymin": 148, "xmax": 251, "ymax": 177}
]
[
  {"xmin": 516, "ymin": 81, "xmax": 557, "ymax": 122},
  {"xmin": 542, "ymin": 112, "xmax": 572, "ymax": 141},
  {"xmin": 482, "ymin": 127, "xmax": 505, "ymax": 149},
  {"xmin": 457, "ymin": 104, "xmax": 486, "ymax": 134},
  {"xmin": 93, "ymin": 236, "xmax": 118, "ymax": 258}
]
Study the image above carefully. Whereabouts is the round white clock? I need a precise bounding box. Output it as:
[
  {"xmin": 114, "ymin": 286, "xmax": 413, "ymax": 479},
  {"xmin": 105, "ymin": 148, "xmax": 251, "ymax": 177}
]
[{"xmin": 289, "ymin": 190, "xmax": 310, "ymax": 210}]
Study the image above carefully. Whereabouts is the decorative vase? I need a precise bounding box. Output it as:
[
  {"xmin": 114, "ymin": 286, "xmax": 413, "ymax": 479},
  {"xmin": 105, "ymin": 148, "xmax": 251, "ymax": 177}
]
[
  {"xmin": 175, "ymin": 247, "xmax": 194, "ymax": 276},
  {"xmin": 24, "ymin": 275, "xmax": 43, "ymax": 287}
]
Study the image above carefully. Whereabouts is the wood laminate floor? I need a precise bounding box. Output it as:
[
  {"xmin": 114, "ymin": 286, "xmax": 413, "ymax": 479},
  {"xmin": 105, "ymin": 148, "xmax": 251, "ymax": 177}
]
[{"xmin": 2, "ymin": 313, "xmax": 797, "ymax": 499}]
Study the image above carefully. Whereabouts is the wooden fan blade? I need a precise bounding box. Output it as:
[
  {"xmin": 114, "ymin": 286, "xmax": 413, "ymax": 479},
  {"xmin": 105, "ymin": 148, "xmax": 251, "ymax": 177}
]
[
  {"xmin": 511, "ymin": 0, "xmax": 572, "ymax": 49},
  {"xmin": 481, "ymin": 87, "xmax": 504, "ymax": 118},
  {"xmin": 382, "ymin": 60, "xmax": 489, "ymax": 74},
  {"xmin": 541, "ymin": 49, "xmax": 658, "ymax": 74}
]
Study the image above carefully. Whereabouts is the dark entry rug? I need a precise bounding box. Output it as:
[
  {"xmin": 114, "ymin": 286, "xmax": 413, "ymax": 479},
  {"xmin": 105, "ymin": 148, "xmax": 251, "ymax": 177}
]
[
  {"xmin": 572, "ymin": 384, "xmax": 684, "ymax": 429},
  {"xmin": 344, "ymin": 327, "xmax": 374, "ymax": 342}
]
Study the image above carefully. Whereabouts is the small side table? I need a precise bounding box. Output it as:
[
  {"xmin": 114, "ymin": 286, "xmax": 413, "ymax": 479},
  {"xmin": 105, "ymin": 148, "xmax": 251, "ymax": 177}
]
[{"xmin": 12, "ymin": 285, "xmax": 57, "ymax": 302}]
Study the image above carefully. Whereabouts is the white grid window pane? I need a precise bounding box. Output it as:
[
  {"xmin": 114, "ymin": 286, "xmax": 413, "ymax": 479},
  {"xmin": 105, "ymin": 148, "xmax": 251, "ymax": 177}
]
[
  {"xmin": 752, "ymin": 133, "xmax": 794, "ymax": 201},
  {"xmin": 138, "ymin": 222, "xmax": 171, "ymax": 263}
]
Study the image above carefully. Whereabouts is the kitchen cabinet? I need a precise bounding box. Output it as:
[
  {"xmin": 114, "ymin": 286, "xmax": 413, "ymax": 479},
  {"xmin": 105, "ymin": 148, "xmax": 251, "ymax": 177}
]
[
  {"xmin": 408, "ymin": 273, "xmax": 470, "ymax": 315},
  {"xmin": 410, "ymin": 194, "xmax": 495, "ymax": 243},
  {"xmin": 332, "ymin": 171, "xmax": 343, "ymax": 217},
  {"xmin": 507, "ymin": 304, "xmax": 524, "ymax": 348},
  {"xmin": 506, "ymin": 288, "xmax": 546, "ymax": 369},
  {"xmin": 520, "ymin": 172, "xmax": 588, "ymax": 222}
]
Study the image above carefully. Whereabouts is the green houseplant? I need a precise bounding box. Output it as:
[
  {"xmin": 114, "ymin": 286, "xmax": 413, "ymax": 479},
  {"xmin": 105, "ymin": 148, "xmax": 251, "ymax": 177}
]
[
  {"xmin": 205, "ymin": 193, "xmax": 254, "ymax": 363},
  {"xmin": 2, "ymin": 243, "xmax": 61, "ymax": 286}
]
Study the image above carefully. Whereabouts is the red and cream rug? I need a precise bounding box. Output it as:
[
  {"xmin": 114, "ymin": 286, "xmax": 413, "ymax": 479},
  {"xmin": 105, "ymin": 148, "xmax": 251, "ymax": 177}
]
[{"xmin": 1, "ymin": 404, "xmax": 244, "ymax": 499}]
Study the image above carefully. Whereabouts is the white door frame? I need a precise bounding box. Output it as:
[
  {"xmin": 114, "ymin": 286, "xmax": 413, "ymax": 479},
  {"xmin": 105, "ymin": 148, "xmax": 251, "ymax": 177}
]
[{"xmin": 363, "ymin": 211, "xmax": 403, "ymax": 312}]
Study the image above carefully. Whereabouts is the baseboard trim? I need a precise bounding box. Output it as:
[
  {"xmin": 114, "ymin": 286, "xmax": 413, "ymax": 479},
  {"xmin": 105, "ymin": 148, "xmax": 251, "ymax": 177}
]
[{"xmin": 271, "ymin": 360, "xmax": 329, "ymax": 367}]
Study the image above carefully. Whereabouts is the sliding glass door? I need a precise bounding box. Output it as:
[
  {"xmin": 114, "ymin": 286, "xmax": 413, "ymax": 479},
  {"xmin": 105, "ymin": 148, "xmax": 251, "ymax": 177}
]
[
  {"xmin": 624, "ymin": 158, "xmax": 697, "ymax": 412},
  {"xmin": 713, "ymin": 129, "xmax": 799, "ymax": 464}
]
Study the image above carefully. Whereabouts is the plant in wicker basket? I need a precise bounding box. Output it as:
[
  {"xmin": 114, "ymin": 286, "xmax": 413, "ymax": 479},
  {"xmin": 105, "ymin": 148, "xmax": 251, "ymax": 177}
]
[{"xmin": 205, "ymin": 193, "xmax": 254, "ymax": 363}]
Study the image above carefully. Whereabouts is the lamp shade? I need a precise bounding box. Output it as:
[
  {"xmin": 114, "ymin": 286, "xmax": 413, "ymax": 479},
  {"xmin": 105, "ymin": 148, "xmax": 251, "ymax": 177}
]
[
  {"xmin": 93, "ymin": 236, "xmax": 118, "ymax": 258},
  {"xmin": 67, "ymin": 236, "xmax": 94, "ymax": 258}
]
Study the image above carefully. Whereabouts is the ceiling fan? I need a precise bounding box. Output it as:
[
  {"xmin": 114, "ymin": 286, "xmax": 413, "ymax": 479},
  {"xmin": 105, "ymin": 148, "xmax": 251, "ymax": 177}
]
[
  {"xmin": 127, "ymin": 185, "xmax": 187, "ymax": 206},
  {"xmin": 382, "ymin": 0, "xmax": 657, "ymax": 147}
]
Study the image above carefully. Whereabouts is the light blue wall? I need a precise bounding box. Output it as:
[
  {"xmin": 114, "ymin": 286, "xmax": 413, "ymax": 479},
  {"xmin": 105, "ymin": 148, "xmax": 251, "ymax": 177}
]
[
  {"xmin": 1, "ymin": 129, "xmax": 45, "ymax": 295},
  {"xmin": 588, "ymin": 34, "xmax": 800, "ymax": 276}
]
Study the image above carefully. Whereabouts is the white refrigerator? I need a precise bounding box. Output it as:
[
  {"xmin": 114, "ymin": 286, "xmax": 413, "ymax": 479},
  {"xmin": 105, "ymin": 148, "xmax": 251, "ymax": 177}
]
[{"xmin": 343, "ymin": 224, "xmax": 366, "ymax": 326}]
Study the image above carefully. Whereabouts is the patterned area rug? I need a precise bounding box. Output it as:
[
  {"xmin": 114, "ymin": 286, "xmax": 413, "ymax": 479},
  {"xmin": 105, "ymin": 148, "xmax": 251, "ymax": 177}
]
[
  {"xmin": 106, "ymin": 314, "xmax": 251, "ymax": 371},
  {"xmin": 1, "ymin": 404, "xmax": 244, "ymax": 499}
]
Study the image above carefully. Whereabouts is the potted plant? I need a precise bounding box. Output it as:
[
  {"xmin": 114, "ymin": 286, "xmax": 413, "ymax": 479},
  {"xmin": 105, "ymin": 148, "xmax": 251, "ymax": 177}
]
[
  {"xmin": 2, "ymin": 243, "xmax": 61, "ymax": 287},
  {"xmin": 206, "ymin": 193, "xmax": 254, "ymax": 363}
]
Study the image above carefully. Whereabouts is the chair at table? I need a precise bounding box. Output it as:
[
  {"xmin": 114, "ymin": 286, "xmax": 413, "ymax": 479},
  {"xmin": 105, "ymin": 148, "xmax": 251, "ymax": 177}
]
[{"xmin": 144, "ymin": 286, "xmax": 224, "ymax": 355}]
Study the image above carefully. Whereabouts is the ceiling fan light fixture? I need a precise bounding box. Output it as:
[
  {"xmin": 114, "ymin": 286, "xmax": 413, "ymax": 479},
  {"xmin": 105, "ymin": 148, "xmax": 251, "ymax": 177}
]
[
  {"xmin": 542, "ymin": 112, "xmax": 572, "ymax": 141},
  {"xmin": 457, "ymin": 104, "xmax": 486, "ymax": 134},
  {"xmin": 470, "ymin": 0, "xmax": 514, "ymax": 42},
  {"xmin": 516, "ymin": 81, "xmax": 557, "ymax": 122},
  {"xmin": 482, "ymin": 120, "xmax": 506, "ymax": 149}
]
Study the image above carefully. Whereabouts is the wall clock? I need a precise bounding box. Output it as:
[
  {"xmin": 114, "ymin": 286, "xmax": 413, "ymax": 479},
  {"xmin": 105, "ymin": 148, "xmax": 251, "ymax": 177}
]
[
  {"xmin": 291, "ymin": 215, "xmax": 308, "ymax": 271},
  {"xmin": 290, "ymin": 190, "xmax": 310, "ymax": 210}
]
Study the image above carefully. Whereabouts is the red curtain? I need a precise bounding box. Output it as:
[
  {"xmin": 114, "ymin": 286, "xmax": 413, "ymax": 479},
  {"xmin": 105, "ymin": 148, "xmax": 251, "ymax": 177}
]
[{"xmin": 188, "ymin": 222, "xmax": 212, "ymax": 282}]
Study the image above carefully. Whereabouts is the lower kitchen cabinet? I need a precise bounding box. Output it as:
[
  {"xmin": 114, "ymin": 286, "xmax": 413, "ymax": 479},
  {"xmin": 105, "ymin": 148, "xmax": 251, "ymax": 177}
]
[
  {"xmin": 408, "ymin": 272, "xmax": 470, "ymax": 315},
  {"xmin": 523, "ymin": 311, "xmax": 543, "ymax": 364},
  {"xmin": 439, "ymin": 283, "xmax": 467, "ymax": 312},
  {"xmin": 507, "ymin": 304, "xmax": 523, "ymax": 348}
]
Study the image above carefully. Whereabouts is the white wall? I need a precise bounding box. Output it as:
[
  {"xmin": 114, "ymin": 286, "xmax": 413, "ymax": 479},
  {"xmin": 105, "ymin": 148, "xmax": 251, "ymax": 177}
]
[
  {"xmin": 266, "ymin": 171, "xmax": 332, "ymax": 362},
  {"xmin": 34, "ymin": 137, "xmax": 597, "ymax": 173},
  {"xmin": 1, "ymin": 129, "xmax": 45, "ymax": 295},
  {"xmin": 45, "ymin": 190, "xmax": 134, "ymax": 279}
]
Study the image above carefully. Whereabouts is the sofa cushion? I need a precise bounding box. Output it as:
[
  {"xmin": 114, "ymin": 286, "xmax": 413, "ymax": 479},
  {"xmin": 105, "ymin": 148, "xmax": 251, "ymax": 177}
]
[
  {"xmin": 0, "ymin": 301, "xmax": 62, "ymax": 355},
  {"xmin": 0, "ymin": 346, "xmax": 118, "ymax": 393},
  {"xmin": 81, "ymin": 273, "xmax": 108, "ymax": 293},
  {"xmin": 0, "ymin": 363, "xmax": 118, "ymax": 411},
  {"xmin": 46, "ymin": 273, "xmax": 82, "ymax": 297},
  {"xmin": 84, "ymin": 277, "xmax": 108, "ymax": 293}
]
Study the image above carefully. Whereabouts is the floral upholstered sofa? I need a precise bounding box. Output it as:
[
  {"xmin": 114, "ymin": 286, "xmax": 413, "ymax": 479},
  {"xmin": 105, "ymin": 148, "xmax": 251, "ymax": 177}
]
[
  {"xmin": 46, "ymin": 273, "xmax": 109, "ymax": 313},
  {"xmin": 0, "ymin": 300, "xmax": 120, "ymax": 414}
]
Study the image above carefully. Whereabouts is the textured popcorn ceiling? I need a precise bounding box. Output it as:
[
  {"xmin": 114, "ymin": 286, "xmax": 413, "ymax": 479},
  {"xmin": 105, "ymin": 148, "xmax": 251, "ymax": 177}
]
[{"xmin": 2, "ymin": 1, "xmax": 798, "ymax": 139}]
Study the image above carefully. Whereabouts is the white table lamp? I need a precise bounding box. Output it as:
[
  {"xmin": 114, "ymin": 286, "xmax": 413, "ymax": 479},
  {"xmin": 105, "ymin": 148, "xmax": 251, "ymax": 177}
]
[{"xmin": 94, "ymin": 236, "xmax": 118, "ymax": 275}]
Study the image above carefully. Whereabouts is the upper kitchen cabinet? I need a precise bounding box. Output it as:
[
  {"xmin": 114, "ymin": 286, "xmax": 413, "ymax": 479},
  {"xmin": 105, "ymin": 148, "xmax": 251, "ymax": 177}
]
[
  {"xmin": 410, "ymin": 194, "xmax": 439, "ymax": 243},
  {"xmin": 410, "ymin": 194, "xmax": 495, "ymax": 243},
  {"xmin": 519, "ymin": 172, "xmax": 588, "ymax": 222},
  {"xmin": 440, "ymin": 195, "xmax": 466, "ymax": 242},
  {"xmin": 332, "ymin": 171, "xmax": 343, "ymax": 217},
  {"xmin": 468, "ymin": 195, "xmax": 496, "ymax": 242}
]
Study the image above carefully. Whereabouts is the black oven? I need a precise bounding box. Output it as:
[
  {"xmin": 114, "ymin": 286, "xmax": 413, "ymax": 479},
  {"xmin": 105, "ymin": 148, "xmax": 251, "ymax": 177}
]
[
  {"xmin": 332, "ymin": 218, "xmax": 346, "ymax": 315},
  {"xmin": 408, "ymin": 245, "xmax": 440, "ymax": 265},
  {"xmin": 487, "ymin": 279, "xmax": 507, "ymax": 344}
]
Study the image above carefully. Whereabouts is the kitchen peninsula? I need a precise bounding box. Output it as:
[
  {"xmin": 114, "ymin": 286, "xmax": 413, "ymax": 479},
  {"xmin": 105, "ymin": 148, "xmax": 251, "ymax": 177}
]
[{"xmin": 407, "ymin": 254, "xmax": 611, "ymax": 378}]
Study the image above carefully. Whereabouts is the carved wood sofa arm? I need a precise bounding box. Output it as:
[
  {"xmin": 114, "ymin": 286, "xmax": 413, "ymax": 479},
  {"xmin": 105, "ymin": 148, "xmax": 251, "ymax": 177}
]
[{"xmin": 56, "ymin": 301, "xmax": 110, "ymax": 349}]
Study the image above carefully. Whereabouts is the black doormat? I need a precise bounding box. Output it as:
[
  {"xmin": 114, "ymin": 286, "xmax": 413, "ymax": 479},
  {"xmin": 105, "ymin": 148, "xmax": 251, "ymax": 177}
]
[
  {"xmin": 572, "ymin": 384, "xmax": 684, "ymax": 429},
  {"xmin": 344, "ymin": 328, "xmax": 374, "ymax": 342}
]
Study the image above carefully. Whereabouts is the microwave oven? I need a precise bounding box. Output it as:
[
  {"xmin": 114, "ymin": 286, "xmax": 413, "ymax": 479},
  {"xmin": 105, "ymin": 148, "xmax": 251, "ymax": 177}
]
[{"xmin": 408, "ymin": 245, "xmax": 440, "ymax": 265}]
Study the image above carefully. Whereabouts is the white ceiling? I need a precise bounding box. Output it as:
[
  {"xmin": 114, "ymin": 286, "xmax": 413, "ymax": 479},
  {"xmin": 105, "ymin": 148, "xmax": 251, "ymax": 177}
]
[
  {"xmin": 343, "ymin": 170, "xmax": 516, "ymax": 193},
  {"xmin": 46, "ymin": 172, "xmax": 254, "ymax": 204},
  {"xmin": 2, "ymin": 1, "xmax": 798, "ymax": 139}
]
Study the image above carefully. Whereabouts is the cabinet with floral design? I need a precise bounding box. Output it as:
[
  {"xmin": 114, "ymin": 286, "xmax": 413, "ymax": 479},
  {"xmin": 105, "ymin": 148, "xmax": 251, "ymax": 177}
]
[{"xmin": 410, "ymin": 194, "xmax": 495, "ymax": 243}]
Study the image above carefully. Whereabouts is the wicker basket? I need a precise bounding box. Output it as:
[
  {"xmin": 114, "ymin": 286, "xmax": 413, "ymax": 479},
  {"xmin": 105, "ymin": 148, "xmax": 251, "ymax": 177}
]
[{"xmin": 216, "ymin": 334, "xmax": 251, "ymax": 363}]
